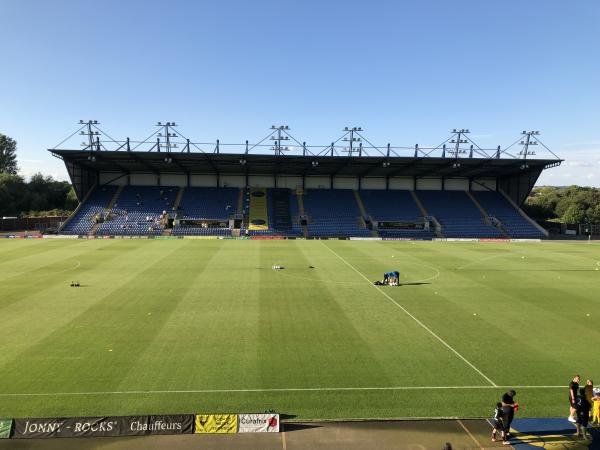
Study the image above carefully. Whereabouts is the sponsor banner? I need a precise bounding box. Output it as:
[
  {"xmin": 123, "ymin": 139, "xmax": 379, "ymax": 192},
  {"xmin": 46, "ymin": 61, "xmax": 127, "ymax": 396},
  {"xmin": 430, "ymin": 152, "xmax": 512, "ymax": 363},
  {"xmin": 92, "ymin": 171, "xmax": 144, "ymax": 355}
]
[
  {"xmin": 0, "ymin": 419, "xmax": 11, "ymax": 439},
  {"xmin": 445, "ymin": 238, "xmax": 478, "ymax": 242},
  {"xmin": 238, "ymin": 414, "xmax": 279, "ymax": 433},
  {"xmin": 152, "ymin": 236, "xmax": 180, "ymax": 240},
  {"xmin": 194, "ymin": 414, "xmax": 237, "ymax": 434},
  {"xmin": 250, "ymin": 236, "xmax": 284, "ymax": 240},
  {"xmin": 182, "ymin": 236, "xmax": 219, "ymax": 240},
  {"xmin": 478, "ymin": 238, "xmax": 510, "ymax": 243},
  {"xmin": 349, "ymin": 237, "xmax": 382, "ymax": 241},
  {"xmin": 383, "ymin": 237, "xmax": 416, "ymax": 241},
  {"xmin": 12, "ymin": 415, "xmax": 193, "ymax": 439},
  {"xmin": 510, "ymin": 239, "xmax": 542, "ymax": 243}
]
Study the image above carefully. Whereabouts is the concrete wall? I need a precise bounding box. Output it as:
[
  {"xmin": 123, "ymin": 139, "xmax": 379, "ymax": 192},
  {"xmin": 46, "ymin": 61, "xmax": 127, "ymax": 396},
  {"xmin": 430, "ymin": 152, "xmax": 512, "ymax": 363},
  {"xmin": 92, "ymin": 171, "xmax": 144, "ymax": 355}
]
[
  {"xmin": 416, "ymin": 178, "xmax": 442, "ymax": 190},
  {"xmin": 190, "ymin": 174, "xmax": 218, "ymax": 187},
  {"xmin": 388, "ymin": 177, "xmax": 413, "ymax": 190},
  {"xmin": 333, "ymin": 177, "xmax": 359, "ymax": 190},
  {"xmin": 219, "ymin": 175, "xmax": 245, "ymax": 188},
  {"xmin": 161, "ymin": 173, "xmax": 187, "ymax": 187},
  {"xmin": 130, "ymin": 173, "xmax": 158, "ymax": 186},
  {"xmin": 361, "ymin": 177, "xmax": 386, "ymax": 189},
  {"xmin": 444, "ymin": 178, "xmax": 469, "ymax": 191},
  {"xmin": 99, "ymin": 172, "xmax": 127, "ymax": 185},
  {"xmin": 276, "ymin": 175, "xmax": 303, "ymax": 189},
  {"xmin": 98, "ymin": 171, "xmax": 499, "ymax": 192},
  {"xmin": 305, "ymin": 176, "xmax": 331, "ymax": 189},
  {"xmin": 248, "ymin": 175, "xmax": 275, "ymax": 188},
  {"xmin": 472, "ymin": 178, "xmax": 497, "ymax": 191}
]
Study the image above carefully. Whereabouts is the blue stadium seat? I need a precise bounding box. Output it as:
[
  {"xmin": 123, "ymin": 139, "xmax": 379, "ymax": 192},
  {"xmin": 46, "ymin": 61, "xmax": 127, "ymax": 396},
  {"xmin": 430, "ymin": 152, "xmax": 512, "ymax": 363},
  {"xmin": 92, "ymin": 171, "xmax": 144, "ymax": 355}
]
[
  {"xmin": 303, "ymin": 189, "xmax": 371, "ymax": 237},
  {"xmin": 473, "ymin": 191, "xmax": 545, "ymax": 239},
  {"xmin": 61, "ymin": 186, "xmax": 117, "ymax": 235},
  {"xmin": 360, "ymin": 190, "xmax": 434, "ymax": 239},
  {"xmin": 417, "ymin": 190, "xmax": 505, "ymax": 238},
  {"xmin": 96, "ymin": 186, "xmax": 177, "ymax": 236}
]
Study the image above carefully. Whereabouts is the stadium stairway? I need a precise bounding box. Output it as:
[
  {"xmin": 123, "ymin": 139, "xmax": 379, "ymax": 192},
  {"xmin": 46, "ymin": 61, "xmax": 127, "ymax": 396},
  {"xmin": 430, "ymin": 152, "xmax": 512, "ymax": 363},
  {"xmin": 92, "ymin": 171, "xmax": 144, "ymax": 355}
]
[
  {"xmin": 410, "ymin": 190, "xmax": 428, "ymax": 216},
  {"xmin": 269, "ymin": 188, "xmax": 293, "ymax": 231},
  {"xmin": 410, "ymin": 190, "xmax": 444, "ymax": 238},
  {"xmin": 248, "ymin": 188, "xmax": 269, "ymax": 230},
  {"xmin": 296, "ymin": 188, "xmax": 308, "ymax": 237},
  {"xmin": 353, "ymin": 190, "xmax": 379, "ymax": 237},
  {"xmin": 499, "ymin": 189, "xmax": 549, "ymax": 237},
  {"xmin": 473, "ymin": 190, "xmax": 547, "ymax": 239},
  {"xmin": 359, "ymin": 190, "xmax": 434, "ymax": 239},
  {"xmin": 303, "ymin": 189, "xmax": 372, "ymax": 238},
  {"xmin": 61, "ymin": 185, "xmax": 122, "ymax": 236},
  {"xmin": 173, "ymin": 186, "xmax": 185, "ymax": 211},
  {"xmin": 465, "ymin": 190, "xmax": 509, "ymax": 238},
  {"xmin": 90, "ymin": 185, "xmax": 124, "ymax": 236},
  {"xmin": 417, "ymin": 190, "xmax": 505, "ymax": 238},
  {"xmin": 57, "ymin": 183, "xmax": 98, "ymax": 233},
  {"xmin": 236, "ymin": 188, "xmax": 244, "ymax": 214}
]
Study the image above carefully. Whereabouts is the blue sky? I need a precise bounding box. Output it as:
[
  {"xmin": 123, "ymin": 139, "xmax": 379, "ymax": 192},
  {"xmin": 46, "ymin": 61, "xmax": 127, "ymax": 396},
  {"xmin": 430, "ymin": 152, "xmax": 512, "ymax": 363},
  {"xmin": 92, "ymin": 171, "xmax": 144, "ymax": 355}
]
[{"xmin": 1, "ymin": 0, "xmax": 599, "ymax": 186}]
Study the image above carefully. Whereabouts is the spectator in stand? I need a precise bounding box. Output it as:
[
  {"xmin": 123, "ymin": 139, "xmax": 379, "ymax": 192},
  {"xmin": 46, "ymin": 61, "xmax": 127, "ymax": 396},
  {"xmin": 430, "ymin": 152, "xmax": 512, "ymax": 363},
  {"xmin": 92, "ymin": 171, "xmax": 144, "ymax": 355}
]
[{"xmin": 569, "ymin": 375, "xmax": 581, "ymax": 423}]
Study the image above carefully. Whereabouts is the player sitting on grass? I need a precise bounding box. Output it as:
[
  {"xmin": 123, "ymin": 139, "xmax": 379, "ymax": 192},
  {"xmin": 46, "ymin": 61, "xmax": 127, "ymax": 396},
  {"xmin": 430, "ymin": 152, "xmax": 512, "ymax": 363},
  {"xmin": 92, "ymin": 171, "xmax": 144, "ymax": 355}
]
[{"xmin": 491, "ymin": 402, "xmax": 504, "ymax": 442}]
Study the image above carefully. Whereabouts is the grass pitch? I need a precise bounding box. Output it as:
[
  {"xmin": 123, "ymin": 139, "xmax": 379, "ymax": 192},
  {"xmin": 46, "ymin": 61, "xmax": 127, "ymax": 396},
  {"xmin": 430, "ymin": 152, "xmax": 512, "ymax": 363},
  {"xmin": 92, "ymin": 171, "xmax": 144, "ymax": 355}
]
[{"xmin": 0, "ymin": 239, "xmax": 599, "ymax": 420}]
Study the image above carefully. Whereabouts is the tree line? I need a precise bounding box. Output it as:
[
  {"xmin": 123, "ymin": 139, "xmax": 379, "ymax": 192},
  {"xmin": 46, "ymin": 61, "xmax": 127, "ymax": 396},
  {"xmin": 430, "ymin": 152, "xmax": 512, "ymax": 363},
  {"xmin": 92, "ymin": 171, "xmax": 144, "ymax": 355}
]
[
  {"xmin": 523, "ymin": 185, "xmax": 600, "ymax": 225},
  {"xmin": 0, "ymin": 133, "xmax": 77, "ymax": 217}
]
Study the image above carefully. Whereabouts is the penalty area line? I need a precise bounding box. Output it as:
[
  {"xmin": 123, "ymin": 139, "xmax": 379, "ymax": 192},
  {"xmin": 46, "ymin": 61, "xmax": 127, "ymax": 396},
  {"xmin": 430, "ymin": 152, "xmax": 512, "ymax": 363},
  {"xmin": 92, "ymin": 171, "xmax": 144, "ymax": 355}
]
[
  {"xmin": 321, "ymin": 242, "xmax": 498, "ymax": 387},
  {"xmin": 0, "ymin": 386, "xmax": 567, "ymax": 397}
]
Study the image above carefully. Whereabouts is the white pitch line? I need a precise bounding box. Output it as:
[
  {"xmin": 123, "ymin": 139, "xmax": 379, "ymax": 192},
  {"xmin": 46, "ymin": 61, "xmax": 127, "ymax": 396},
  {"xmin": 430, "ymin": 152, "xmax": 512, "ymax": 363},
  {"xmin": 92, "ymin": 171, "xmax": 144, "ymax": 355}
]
[
  {"xmin": 0, "ymin": 386, "xmax": 567, "ymax": 397},
  {"xmin": 321, "ymin": 242, "xmax": 498, "ymax": 387}
]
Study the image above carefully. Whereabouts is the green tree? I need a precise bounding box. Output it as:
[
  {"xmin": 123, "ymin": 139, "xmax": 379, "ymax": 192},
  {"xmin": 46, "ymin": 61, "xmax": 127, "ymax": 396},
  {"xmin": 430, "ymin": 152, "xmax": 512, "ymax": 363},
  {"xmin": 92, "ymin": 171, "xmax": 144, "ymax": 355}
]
[
  {"xmin": 0, "ymin": 173, "xmax": 26, "ymax": 216},
  {"xmin": 0, "ymin": 133, "xmax": 19, "ymax": 174},
  {"xmin": 561, "ymin": 204, "xmax": 586, "ymax": 224}
]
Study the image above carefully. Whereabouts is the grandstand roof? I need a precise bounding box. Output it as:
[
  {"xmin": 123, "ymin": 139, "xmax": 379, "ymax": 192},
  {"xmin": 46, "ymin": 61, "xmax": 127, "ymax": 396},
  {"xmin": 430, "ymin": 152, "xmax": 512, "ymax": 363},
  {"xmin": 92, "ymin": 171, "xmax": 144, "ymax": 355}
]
[{"xmin": 50, "ymin": 149, "xmax": 560, "ymax": 179}]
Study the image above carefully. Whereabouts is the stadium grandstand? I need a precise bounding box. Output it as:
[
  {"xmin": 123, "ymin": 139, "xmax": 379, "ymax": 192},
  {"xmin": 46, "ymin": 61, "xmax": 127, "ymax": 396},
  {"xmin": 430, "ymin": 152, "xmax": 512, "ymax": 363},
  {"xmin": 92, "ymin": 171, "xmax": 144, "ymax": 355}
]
[{"xmin": 52, "ymin": 122, "xmax": 562, "ymax": 240}]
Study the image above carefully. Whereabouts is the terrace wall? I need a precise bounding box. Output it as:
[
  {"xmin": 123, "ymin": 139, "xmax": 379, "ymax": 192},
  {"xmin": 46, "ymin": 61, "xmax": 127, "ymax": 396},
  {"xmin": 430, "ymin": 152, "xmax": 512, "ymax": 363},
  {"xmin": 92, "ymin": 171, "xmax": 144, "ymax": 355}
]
[{"xmin": 97, "ymin": 171, "xmax": 500, "ymax": 192}]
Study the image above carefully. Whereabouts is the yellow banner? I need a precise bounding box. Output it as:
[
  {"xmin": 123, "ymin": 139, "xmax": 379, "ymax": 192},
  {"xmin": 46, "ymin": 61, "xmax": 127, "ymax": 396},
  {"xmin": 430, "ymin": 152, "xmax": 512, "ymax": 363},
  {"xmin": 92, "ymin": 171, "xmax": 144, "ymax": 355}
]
[
  {"xmin": 248, "ymin": 188, "xmax": 269, "ymax": 230},
  {"xmin": 194, "ymin": 414, "xmax": 238, "ymax": 433}
]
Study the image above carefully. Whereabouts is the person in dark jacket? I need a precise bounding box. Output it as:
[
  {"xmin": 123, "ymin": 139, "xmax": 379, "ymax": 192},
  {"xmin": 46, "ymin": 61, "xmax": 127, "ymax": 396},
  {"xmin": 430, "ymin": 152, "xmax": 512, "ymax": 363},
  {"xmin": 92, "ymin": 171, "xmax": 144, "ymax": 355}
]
[
  {"xmin": 501, "ymin": 389, "xmax": 517, "ymax": 445},
  {"xmin": 575, "ymin": 387, "xmax": 591, "ymax": 439}
]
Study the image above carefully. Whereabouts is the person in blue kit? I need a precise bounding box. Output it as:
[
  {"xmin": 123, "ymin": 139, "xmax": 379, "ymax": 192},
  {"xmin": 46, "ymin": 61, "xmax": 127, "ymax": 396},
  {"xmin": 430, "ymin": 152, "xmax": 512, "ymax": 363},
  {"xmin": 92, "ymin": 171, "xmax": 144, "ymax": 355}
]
[{"xmin": 375, "ymin": 271, "xmax": 400, "ymax": 286}]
